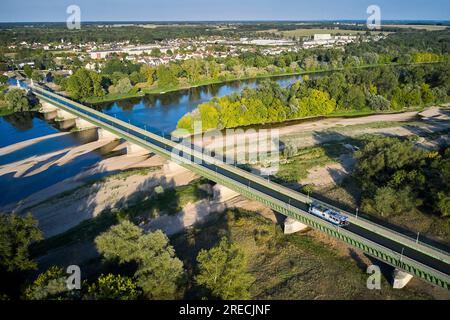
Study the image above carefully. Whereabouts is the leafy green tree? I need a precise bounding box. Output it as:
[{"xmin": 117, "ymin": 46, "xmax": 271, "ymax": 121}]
[
  {"xmin": 86, "ymin": 274, "xmax": 140, "ymax": 300},
  {"xmin": 150, "ymin": 48, "xmax": 162, "ymax": 57},
  {"xmin": 199, "ymin": 103, "xmax": 220, "ymax": 130},
  {"xmin": 372, "ymin": 186, "xmax": 416, "ymax": 217},
  {"xmin": 420, "ymin": 83, "xmax": 434, "ymax": 105},
  {"xmin": 140, "ymin": 64, "xmax": 155, "ymax": 85},
  {"xmin": 23, "ymin": 65, "xmax": 33, "ymax": 78},
  {"xmin": 177, "ymin": 113, "xmax": 194, "ymax": 132},
  {"xmin": 0, "ymin": 74, "xmax": 8, "ymax": 84},
  {"xmin": 437, "ymin": 192, "xmax": 450, "ymax": 217},
  {"xmin": 109, "ymin": 77, "xmax": 133, "ymax": 95},
  {"xmin": 195, "ymin": 237, "xmax": 254, "ymax": 300},
  {"xmin": 5, "ymin": 88, "xmax": 31, "ymax": 112},
  {"xmin": 366, "ymin": 93, "xmax": 391, "ymax": 111},
  {"xmin": 23, "ymin": 266, "xmax": 73, "ymax": 300},
  {"xmin": 182, "ymin": 59, "xmax": 202, "ymax": 83},
  {"xmin": 31, "ymin": 70, "xmax": 42, "ymax": 82},
  {"xmin": 0, "ymin": 213, "xmax": 42, "ymax": 272},
  {"xmin": 156, "ymin": 65, "xmax": 179, "ymax": 88},
  {"xmin": 66, "ymin": 68, "xmax": 104, "ymax": 99},
  {"xmin": 95, "ymin": 221, "xmax": 184, "ymax": 300}
]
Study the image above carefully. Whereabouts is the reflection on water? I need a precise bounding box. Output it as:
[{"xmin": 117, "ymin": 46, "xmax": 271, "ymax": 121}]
[
  {"xmin": 0, "ymin": 74, "xmax": 307, "ymax": 207},
  {"xmin": 94, "ymin": 74, "xmax": 305, "ymax": 134},
  {"xmin": 0, "ymin": 113, "xmax": 59, "ymax": 148}
]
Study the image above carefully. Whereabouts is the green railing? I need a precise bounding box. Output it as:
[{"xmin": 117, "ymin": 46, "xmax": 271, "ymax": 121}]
[{"xmin": 32, "ymin": 86, "xmax": 450, "ymax": 290}]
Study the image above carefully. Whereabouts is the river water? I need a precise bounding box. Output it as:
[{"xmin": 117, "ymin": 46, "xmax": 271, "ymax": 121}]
[{"xmin": 0, "ymin": 74, "xmax": 304, "ymax": 207}]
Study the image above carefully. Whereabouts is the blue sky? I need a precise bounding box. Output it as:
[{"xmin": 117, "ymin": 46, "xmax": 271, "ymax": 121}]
[{"xmin": 1, "ymin": 0, "xmax": 449, "ymax": 22}]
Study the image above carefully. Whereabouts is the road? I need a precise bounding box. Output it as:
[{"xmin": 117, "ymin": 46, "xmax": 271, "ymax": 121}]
[{"xmin": 31, "ymin": 84, "xmax": 450, "ymax": 284}]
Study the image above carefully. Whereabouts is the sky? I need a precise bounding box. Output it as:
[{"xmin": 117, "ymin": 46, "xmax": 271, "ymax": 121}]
[{"xmin": 1, "ymin": 0, "xmax": 449, "ymax": 22}]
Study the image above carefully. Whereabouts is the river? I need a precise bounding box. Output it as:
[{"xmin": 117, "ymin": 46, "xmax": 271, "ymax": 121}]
[{"xmin": 0, "ymin": 74, "xmax": 305, "ymax": 207}]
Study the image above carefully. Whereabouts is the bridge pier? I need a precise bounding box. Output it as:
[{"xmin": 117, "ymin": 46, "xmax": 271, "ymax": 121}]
[
  {"xmin": 38, "ymin": 102, "xmax": 59, "ymax": 120},
  {"xmin": 392, "ymin": 269, "xmax": 413, "ymax": 289},
  {"xmin": 97, "ymin": 128, "xmax": 120, "ymax": 141},
  {"xmin": 75, "ymin": 118, "xmax": 97, "ymax": 130},
  {"xmin": 56, "ymin": 108, "xmax": 77, "ymax": 121},
  {"xmin": 126, "ymin": 142, "xmax": 149, "ymax": 156},
  {"xmin": 284, "ymin": 217, "xmax": 309, "ymax": 234},
  {"xmin": 54, "ymin": 108, "xmax": 77, "ymax": 130},
  {"xmin": 213, "ymin": 184, "xmax": 240, "ymax": 202}
]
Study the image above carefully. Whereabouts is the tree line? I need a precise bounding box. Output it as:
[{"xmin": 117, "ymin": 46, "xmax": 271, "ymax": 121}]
[
  {"xmin": 0, "ymin": 215, "xmax": 254, "ymax": 300},
  {"xmin": 177, "ymin": 62, "xmax": 450, "ymax": 132},
  {"xmin": 354, "ymin": 136, "xmax": 450, "ymax": 219}
]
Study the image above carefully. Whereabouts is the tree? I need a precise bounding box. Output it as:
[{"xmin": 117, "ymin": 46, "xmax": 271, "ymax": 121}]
[
  {"xmin": 4, "ymin": 88, "xmax": 31, "ymax": 112},
  {"xmin": 23, "ymin": 65, "xmax": 33, "ymax": 78},
  {"xmin": 156, "ymin": 65, "xmax": 179, "ymax": 88},
  {"xmin": 23, "ymin": 266, "xmax": 73, "ymax": 300},
  {"xmin": 109, "ymin": 77, "xmax": 133, "ymax": 95},
  {"xmin": 420, "ymin": 83, "xmax": 433, "ymax": 105},
  {"xmin": 0, "ymin": 74, "xmax": 8, "ymax": 84},
  {"xmin": 150, "ymin": 48, "xmax": 162, "ymax": 57},
  {"xmin": 31, "ymin": 70, "xmax": 42, "ymax": 82},
  {"xmin": 177, "ymin": 113, "xmax": 194, "ymax": 132},
  {"xmin": 366, "ymin": 93, "xmax": 391, "ymax": 111},
  {"xmin": 182, "ymin": 59, "xmax": 202, "ymax": 83},
  {"xmin": 195, "ymin": 237, "xmax": 254, "ymax": 300},
  {"xmin": 66, "ymin": 68, "xmax": 104, "ymax": 99},
  {"xmin": 372, "ymin": 186, "xmax": 415, "ymax": 217},
  {"xmin": 199, "ymin": 103, "xmax": 220, "ymax": 130},
  {"xmin": 140, "ymin": 64, "xmax": 155, "ymax": 85},
  {"xmin": 0, "ymin": 213, "xmax": 42, "ymax": 273},
  {"xmin": 86, "ymin": 274, "xmax": 140, "ymax": 300},
  {"xmin": 95, "ymin": 221, "xmax": 184, "ymax": 300}
]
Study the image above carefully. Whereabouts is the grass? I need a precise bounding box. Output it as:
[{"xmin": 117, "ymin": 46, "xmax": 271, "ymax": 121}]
[
  {"xmin": 0, "ymin": 108, "xmax": 14, "ymax": 116},
  {"xmin": 274, "ymin": 143, "xmax": 350, "ymax": 183},
  {"xmin": 172, "ymin": 209, "xmax": 433, "ymax": 300},
  {"xmin": 83, "ymin": 92, "xmax": 145, "ymax": 104},
  {"xmin": 118, "ymin": 178, "xmax": 211, "ymax": 223}
]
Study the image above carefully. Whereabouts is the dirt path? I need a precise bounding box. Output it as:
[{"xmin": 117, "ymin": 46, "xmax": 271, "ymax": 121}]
[{"xmin": 195, "ymin": 106, "xmax": 450, "ymax": 157}]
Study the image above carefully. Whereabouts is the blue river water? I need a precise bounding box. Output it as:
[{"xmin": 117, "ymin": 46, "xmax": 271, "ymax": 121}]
[{"xmin": 0, "ymin": 74, "xmax": 304, "ymax": 207}]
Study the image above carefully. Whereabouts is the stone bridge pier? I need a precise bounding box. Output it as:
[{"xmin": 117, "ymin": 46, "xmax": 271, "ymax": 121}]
[
  {"xmin": 97, "ymin": 128, "xmax": 120, "ymax": 141},
  {"xmin": 213, "ymin": 184, "xmax": 240, "ymax": 202},
  {"xmin": 75, "ymin": 118, "xmax": 97, "ymax": 130},
  {"xmin": 392, "ymin": 268, "xmax": 413, "ymax": 289},
  {"xmin": 39, "ymin": 101, "xmax": 59, "ymax": 120},
  {"xmin": 126, "ymin": 142, "xmax": 150, "ymax": 156},
  {"xmin": 283, "ymin": 217, "xmax": 309, "ymax": 234}
]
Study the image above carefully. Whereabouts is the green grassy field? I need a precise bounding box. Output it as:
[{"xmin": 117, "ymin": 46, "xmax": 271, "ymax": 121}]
[{"xmin": 172, "ymin": 209, "xmax": 434, "ymax": 299}]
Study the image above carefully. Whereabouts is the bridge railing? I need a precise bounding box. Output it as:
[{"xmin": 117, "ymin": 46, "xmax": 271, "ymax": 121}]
[
  {"xmin": 31, "ymin": 86, "xmax": 450, "ymax": 289},
  {"xmin": 30, "ymin": 84, "xmax": 450, "ymax": 265}
]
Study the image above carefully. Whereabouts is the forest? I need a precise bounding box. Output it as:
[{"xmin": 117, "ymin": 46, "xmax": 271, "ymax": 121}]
[
  {"xmin": 59, "ymin": 34, "xmax": 449, "ymax": 103},
  {"xmin": 353, "ymin": 136, "xmax": 450, "ymax": 219},
  {"xmin": 177, "ymin": 62, "xmax": 450, "ymax": 132}
]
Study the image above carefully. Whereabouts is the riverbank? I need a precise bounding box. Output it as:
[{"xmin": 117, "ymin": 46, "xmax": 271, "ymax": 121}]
[{"xmin": 83, "ymin": 60, "xmax": 446, "ymax": 104}]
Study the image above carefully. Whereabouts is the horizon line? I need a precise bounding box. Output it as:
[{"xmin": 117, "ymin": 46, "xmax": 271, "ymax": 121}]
[{"xmin": 1, "ymin": 19, "xmax": 450, "ymax": 24}]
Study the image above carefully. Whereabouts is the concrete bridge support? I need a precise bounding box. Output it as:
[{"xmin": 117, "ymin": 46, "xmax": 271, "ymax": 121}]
[
  {"xmin": 39, "ymin": 102, "xmax": 59, "ymax": 120},
  {"xmin": 56, "ymin": 109, "xmax": 77, "ymax": 121},
  {"xmin": 75, "ymin": 118, "xmax": 97, "ymax": 130},
  {"xmin": 126, "ymin": 142, "xmax": 150, "ymax": 156},
  {"xmin": 97, "ymin": 128, "xmax": 120, "ymax": 141},
  {"xmin": 392, "ymin": 268, "xmax": 413, "ymax": 289},
  {"xmin": 213, "ymin": 184, "xmax": 240, "ymax": 202},
  {"xmin": 54, "ymin": 108, "xmax": 78, "ymax": 130},
  {"xmin": 284, "ymin": 217, "xmax": 309, "ymax": 234}
]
